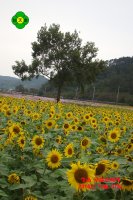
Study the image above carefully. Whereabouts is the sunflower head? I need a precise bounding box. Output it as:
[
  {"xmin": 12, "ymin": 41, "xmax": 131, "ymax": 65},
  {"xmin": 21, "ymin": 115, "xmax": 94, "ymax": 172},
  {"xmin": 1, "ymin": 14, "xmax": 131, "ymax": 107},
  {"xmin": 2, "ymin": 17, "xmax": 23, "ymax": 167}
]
[
  {"xmin": 96, "ymin": 147, "xmax": 104, "ymax": 154},
  {"xmin": 45, "ymin": 119, "xmax": 56, "ymax": 129},
  {"xmin": 8, "ymin": 173, "xmax": 20, "ymax": 184},
  {"xmin": 31, "ymin": 135, "xmax": 44, "ymax": 149},
  {"xmin": 120, "ymin": 178, "xmax": 133, "ymax": 191},
  {"xmin": 95, "ymin": 160, "xmax": 110, "ymax": 177},
  {"xmin": 77, "ymin": 126, "xmax": 84, "ymax": 132},
  {"xmin": 111, "ymin": 161, "xmax": 119, "ymax": 170},
  {"xmin": 24, "ymin": 195, "xmax": 38, "ymax": 200},
  {"xmin": 67, "ymin": 161, "xmax": 95, "ymax": 191},
  {"xmin": 56, "ymin": 136, "xmax": 62, "ymax": 144},
  {"xmin": 46, "ymin": 149, "xmax": 62, "ymax": 169},
  {"xmin": 17, "ymin": 136, "xmax": 25, "ymax": 149},
  {"xmin": 81, "ymin": 137, "xmax": 91, "ymax": 150},
  {"xmin": 64, "ymin": 143, "xmax": 74, "ymax": 158},
  {"xmin": 108, "ymin": 129, "xmax": 120, "ymax": 142},
  {"xmin": 63, "ymin": 122, "xmax": 71, "ymax": 131},
  {"xmin": 9, "ymin": 124, "xmax": 22, "ymax": 138}
]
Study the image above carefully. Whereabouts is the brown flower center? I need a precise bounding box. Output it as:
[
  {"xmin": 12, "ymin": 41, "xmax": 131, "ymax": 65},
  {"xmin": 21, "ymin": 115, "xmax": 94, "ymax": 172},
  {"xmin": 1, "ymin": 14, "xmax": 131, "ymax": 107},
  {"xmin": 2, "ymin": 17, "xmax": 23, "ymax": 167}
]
[
  {"xmin": 68, "ymin": 148, "xmax": 72, "ymax": 155},
  {"xmin": 35, "ymin": 138, "xmax": 42, "ymax": 145},
  {"xmin": 48, "ymin": 122, "xmax": 52, "ymax": 126},
  {"xmin": 64, "ymin": 124, "xmax": 69, "ymax": 129},
  {"xmin": 7, "ymin": 111, "xmax": 11, "ymax": 115},
  {"xmin": 82, "ymin": 139, "xmax": 89, "ymax": 146},
  {"xmin": 100, "ymin": 137, "xmax": 106, "ymax": 143},
  {"xmin": 111, "ymin": 133, "xmax": 117, "ymax": 139},
  {"xmin": 117, "ymin": 149, "xmax": 122, "ymax": 154},
  {"xmin": 74, "ymin": 169, "xmax": 88, "ymax": 183},
  {"xmin": 13, "ymin": 126, "xmax": 20, "ymax": 134},
  {"xmin": 56, "ymin": 139, "xmax": 59, "ymax": 143},
  {"xmin": 128, "ymin": 144, "xmax": 132, "ymax": 149},
  {"xmin": 51, "ymin": 155, "xmax": 59, "ymax": 163},
  {"xmin": 78, "ymin": 126, "xmax": 82, "ymax": 131},
  {"xmin": 113, "ymin": 164, "xmax": 117, "ymax": 167},
  {"xmin": 122, "ymin": 179, "xmax": 132, "ymax": 186},
  {"xmin": 95, "ymin": 163, "xmax": 106, "ymax": 176},
  {"xmin": 21, "ymin": 139, "xmax": 24, "ymax": 144}
]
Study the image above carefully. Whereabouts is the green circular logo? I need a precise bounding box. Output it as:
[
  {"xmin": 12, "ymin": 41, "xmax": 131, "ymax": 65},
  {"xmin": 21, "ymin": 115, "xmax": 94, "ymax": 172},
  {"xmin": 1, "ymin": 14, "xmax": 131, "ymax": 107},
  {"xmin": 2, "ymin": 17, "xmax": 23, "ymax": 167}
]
[{"xmin": 11, "ymin": 11, "xmax": 29, "ymax": 29}]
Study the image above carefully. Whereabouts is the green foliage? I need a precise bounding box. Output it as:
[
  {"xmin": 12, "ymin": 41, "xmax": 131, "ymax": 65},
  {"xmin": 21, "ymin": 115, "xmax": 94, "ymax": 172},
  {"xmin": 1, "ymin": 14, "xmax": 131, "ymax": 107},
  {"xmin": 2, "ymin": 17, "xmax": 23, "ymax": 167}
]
[{"xmin": 12, "ymin": 23, "xmax": 105, "ymax": 102}]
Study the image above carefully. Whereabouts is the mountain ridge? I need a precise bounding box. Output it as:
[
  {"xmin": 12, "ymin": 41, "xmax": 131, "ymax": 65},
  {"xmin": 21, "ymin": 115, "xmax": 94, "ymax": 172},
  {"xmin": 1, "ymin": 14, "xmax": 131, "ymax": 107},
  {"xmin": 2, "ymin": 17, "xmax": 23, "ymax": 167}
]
[{"xmin": 0, "ymin": 75, "xmax": 48, "ymax": 90}]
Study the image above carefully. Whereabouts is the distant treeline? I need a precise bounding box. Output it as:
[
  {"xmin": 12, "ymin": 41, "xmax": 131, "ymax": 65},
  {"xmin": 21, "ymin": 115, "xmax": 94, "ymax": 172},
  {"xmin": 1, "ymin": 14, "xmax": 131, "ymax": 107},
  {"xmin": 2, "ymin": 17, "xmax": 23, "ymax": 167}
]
[
  {"xmin": 38, "ymin": 56, "xmax": 133, "ymax": 105},
  {"xmin": 5, "ymin": 56, "xmax": 133, "ymax": 106}
]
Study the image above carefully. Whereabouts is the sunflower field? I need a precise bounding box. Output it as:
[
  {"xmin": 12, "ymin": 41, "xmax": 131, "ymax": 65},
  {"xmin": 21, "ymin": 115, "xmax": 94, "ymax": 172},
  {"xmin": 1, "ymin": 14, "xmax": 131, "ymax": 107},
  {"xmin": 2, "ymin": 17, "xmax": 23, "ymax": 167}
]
[{"xmin": 0, "ymin": 96, "xmax": 133, "ymax": 200}]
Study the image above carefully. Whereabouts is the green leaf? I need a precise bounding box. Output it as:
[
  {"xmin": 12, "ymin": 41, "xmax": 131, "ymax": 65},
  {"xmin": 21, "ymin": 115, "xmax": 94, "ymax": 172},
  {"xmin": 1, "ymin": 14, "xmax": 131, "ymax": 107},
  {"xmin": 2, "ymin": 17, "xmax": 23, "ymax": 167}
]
[
  {"xmin": 21, "ymin": 175, "xmax": 37, "ymax": 187},
  {"xmin": 0, "ymin": 190, "xmax": 8, "ymax": 197}
]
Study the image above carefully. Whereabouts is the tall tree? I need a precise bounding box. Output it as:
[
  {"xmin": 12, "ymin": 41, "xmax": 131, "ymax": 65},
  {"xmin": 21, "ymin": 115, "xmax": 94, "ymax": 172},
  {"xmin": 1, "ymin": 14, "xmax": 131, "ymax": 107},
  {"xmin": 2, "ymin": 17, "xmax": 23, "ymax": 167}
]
[{"xmin": 12, "ymin": 23, "xmax": 105, "ymax": 102}]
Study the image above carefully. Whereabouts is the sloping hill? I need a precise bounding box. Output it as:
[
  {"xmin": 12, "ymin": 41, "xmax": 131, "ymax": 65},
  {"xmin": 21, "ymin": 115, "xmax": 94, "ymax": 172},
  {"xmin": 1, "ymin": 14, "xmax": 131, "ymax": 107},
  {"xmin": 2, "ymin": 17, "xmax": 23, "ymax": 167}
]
[{"xmin": 0, "ymin": 75, "xmax": 48, "ymax": 90}]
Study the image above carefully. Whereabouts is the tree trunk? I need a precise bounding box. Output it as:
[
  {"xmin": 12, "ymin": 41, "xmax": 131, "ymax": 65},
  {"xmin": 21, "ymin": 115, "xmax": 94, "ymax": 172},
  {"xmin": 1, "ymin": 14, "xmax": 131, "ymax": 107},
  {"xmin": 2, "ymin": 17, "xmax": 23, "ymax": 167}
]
[
  {"xmin": 80, "ymin": 84, "xmax": 85, "ymax": 98},
  {"xmin": 56, "ymin": 85, "xmax": 62, "ymax": 103}
]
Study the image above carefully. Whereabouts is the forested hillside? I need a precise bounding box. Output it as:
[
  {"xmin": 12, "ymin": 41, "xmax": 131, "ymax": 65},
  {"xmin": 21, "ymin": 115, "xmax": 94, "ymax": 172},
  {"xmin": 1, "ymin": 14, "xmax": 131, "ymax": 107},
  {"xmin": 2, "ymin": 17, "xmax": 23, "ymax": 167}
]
[
  {"xmin": 0, "ymin": 75, "xmax": 48, "ymax": 90},
  {"xmin": 39, "ymin": 57, "xmax": 133, "ymax": 105}
]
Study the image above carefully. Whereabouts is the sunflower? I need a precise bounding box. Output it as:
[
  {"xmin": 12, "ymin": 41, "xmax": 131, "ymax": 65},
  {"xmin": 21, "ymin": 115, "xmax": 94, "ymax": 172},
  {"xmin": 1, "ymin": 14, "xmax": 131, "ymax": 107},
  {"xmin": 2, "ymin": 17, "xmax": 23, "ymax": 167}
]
[
  {"xmin": 66, "ymin": 112, "xmax": 73, "ymax": 119},
  {"xmin": 64, "ymin": 143, "xmax": 74, "ymax": 158},
  {"xmin": 5, "ymin": 109, "xmax": 12, "ymax": 117},
  {"xmin": 9, "ymin": 123, "xmax": 22, "ymax": 138},
  {"xmin": 31, "ymin": 135, "xmax": 44, "ymax": 149},
  {"xmin": 63, "ymin": 122, "xmax": 71, "ymax": 131},
  {"xmin": 24, "ymin": 195, "xmax": 38, "ymax": 200},
  {"xmin": 66, "ymin": 161, "xmax": 95, "ymax": 191},
  {"xmin": 71, "ymin": 125, "xmax": 77, "ymax": 131},
  {"xmin": 56, "ymin": 136, "xmax": 62, "ymax": 144},
  {"xmin": 46, "ymin": 149, "xmax": 62, "ymax": 169},
  {"xmin": 73, "ymin": 117, "xmax": 79, "ymax": 124},
  {"xmin": 95, "ymin": 160, "xmax": 110, "ymax": 177},
  {"xmin": 99, "ymin": 136, "xmax": 107, "ymax": 144},
  {"xmin": 45, "ymin": 119, "xmax": 56, "ymax": 129},
  {"xmin": 7, "ymin": 120, "xmax": 12, "ymax": 126},
  {"xmin": 102, "ymin": 117, "xmax": 109, "ymax": 123},
  {"xmin": 55, "ymin": 114, "xmax": 60, "ymax": 120},
  {"xmin": 92, "ymin": 123, "xmax": 98, "ymax": 129},
  {"xmin": 83, "ymin": 114, "xmax": 90, "ymax": 122},
  {"xmin": 127, "ymin": 143, "xmax": 133, "ymax": 152},
  {"xmin": 33, "ymin": 148, "xmax": 43, "ymax": 158},
  {"xmin": 81, "ymin": 137, "xmax": 91, "ymax": 150},
  {"xmin": 64, "ymin": 130, "xmax": 70, "ymax": 135},
  {"xmin": 91, "ymin": 118, "xmax": 97, "ymax": 125},
  {"xmin": 125, "ymin": 155, "xmax": 132, "ymax": 162},
  {"xmin": 130, "ymin": 138, "xmax": 133, "ymax": 143},
  {"xmin": 120, "ymin": 178, "xmax": 133, "ymax": 191},
  {"xmin": 20, "ymin": 121, "xmax": 26, "ymax": 126},
  {"xmin": 8, "ymin": 173, "xmax": 20, "ymax": 184},
  {"xmin": 36, "ymin": 125, "xmax": 41, "ymax": 131},
  {"xmin": 77, "ymin": 126, "xmax": 84, "ymax": 132},
  {"xmin": 113, "ymin": 145, "xmax": 124, "ymax": 155},
  {"xmin": 32, "ymin": 113, "xmax": 40, "ymax": 120},
  {"xmin": 108, "ymin": 129, "xmax": 120, "ymax": 142},
  {"xmin": 17, "ymin": 136, "xmax": 25, "ymax": 149},
  {"xmin": 96, "ymin": 147, "xmax": 104, "ymax": 154},
  {"xmin": 111, "ymin": 161, "xmax": 119, "ymax": 170}
]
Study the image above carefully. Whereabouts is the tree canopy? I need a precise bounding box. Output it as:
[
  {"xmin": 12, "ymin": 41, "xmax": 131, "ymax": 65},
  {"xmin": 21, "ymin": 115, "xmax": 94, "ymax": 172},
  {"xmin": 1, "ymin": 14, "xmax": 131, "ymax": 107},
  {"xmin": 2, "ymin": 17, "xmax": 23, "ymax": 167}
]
[{"xmin": 12, "ymin": 23, "xmax": 106, "ymax": 102}]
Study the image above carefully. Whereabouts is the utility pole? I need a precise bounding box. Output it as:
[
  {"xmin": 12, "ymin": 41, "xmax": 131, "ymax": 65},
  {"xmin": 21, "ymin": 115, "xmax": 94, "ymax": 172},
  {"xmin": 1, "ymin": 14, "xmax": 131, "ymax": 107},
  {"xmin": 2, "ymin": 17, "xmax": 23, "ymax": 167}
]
[
  {"xmin": 116, "ymin": 86, "xmax": 120, "ymax": 105},
  {"xmin": 92, "ymin": 85, "xmax": 95, "ymax": 102},
  {"xmin": 75, "ymin": 87, "xmax": 78, "ymax": 99}
]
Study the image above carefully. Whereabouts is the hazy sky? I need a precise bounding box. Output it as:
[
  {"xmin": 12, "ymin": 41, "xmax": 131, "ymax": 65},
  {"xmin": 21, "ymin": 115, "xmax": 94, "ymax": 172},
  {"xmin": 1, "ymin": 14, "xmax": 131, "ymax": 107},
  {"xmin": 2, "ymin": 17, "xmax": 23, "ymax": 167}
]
[{"xmin": 0, "ymin": 0, "xmax": 133, "ymax": 77}]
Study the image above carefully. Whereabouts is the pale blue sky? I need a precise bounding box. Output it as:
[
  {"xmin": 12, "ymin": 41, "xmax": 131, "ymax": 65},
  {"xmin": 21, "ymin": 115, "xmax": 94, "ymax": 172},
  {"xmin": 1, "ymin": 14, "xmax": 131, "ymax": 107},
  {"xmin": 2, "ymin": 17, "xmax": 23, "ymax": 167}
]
[{"xmin": 0, "ymin": 0, "xmax": 133, "ymax": 77}]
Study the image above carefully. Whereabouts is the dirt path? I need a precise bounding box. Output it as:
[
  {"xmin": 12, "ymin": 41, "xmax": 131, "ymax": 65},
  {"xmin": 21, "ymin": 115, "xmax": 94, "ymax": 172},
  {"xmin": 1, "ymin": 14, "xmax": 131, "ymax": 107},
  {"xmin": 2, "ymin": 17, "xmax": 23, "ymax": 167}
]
[{"xmin": 0, "ymin": 92, "xmax": 133, "ymax": 110}]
